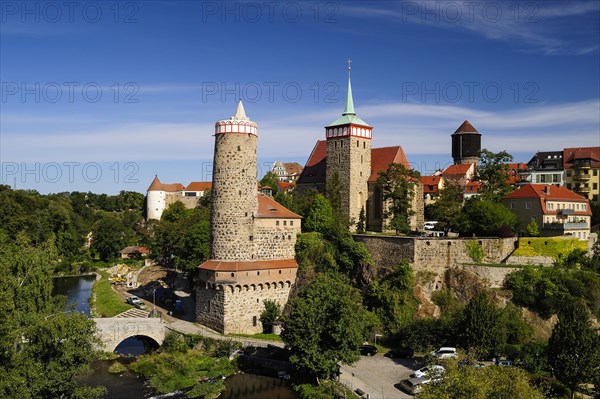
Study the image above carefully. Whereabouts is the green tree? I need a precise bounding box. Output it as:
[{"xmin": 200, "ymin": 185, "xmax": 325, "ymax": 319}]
[
  {"xmin": 259, "ymin": 300, "xmax": 281, "ymax": 333},
  {"xmin": 457, "ymin": 198, "xmax": 519, "ymax": 237},
  {"xmin": 418, "ymin": 360, "xmax": 544, "ymax": 399},
  {"xmin": 426, "ymin": 180, "xmax": 464, "ymax": 232},
  {"xmin": 260, "ymin": 171, "xmax": 280, "ymax": 195},
  {"xmin": 91, "ymin": 214, "xmax": 127, "ymax": 261},
  {"xmin": 365, "ymin": 262, "xmax": 418, "ymax": 334},
  {"xmin": 281, "ymin": 274, "xmax": 374, "ymax": 380},
  {"xmin": 356, "ymin": 206, "xmax": 366, "ymax": 234},
  {"xmin": 474, "ymin": 149, "xmax": 515, "ymax": 203},
  {"xmin": 460, "ymin": 292, "xmax": 506, "ymax": 358},
  {"xmin": 304, "ymin": 194, "xmax": 334, "ymax": 234},
  {"xmin": 0, "ymin": 235, "xmax": 104, "ymax": 398},
  {"xmin": 377, "ymin": 163, "xmax": 420, "ymax": 235},
  {"xmin": 548, "ymin": 299, "xmax": 600, "ymax": 399},
  {"xmin": 526, "ymin": 219, "xmax": 540, "ymax": 237}
]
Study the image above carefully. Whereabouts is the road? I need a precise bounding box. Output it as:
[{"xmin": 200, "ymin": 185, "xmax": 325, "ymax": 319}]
[{"xmin": 340, "ymin": 354, "xmax": 425, "ymax": 399}]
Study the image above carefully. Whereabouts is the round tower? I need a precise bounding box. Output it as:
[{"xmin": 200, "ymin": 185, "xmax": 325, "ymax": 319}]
[
  {"xmin": 210, "ymin": 100, "xmax": 258, "ymax": 261},
  {"xmin": 146, "ymin": 175, "xmax": 166, "ymax": 220},
  {"xmin": 452, "ymin": 120, "xmax": 481, "ymax": 166}
]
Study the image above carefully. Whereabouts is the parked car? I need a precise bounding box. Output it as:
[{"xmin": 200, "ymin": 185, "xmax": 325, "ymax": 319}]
[
  {"xmin": 424, "ymin": 221, "xmax": 439, "ymax": 230},
  {"xmin": 410, "ymin": 365, "xmax": 445, "ymax": 379},
  {"xmin": 496, "ymin": 359, "xmax": 514, "ymax": 367},
  {"xmin": 387, "ymin": 347, "xmax": 414, "ymax": 359},
  {"xmin": 359, "ymin": 344, "xmax": 378, "ymax": 356},
  {"xmin": 431, "ymin": 347, "xmax": 458, "ymax": 359},
  {"xmin": 458, "ymin": 359, "xmax": 487, "ymax": 368},
  {"xmin": 400, "ymin": 375, "xmax": 443, "ymax": 395},
  {"xmin": 126, "ymin": 295, "xmax": 147, "ymax": 310}
]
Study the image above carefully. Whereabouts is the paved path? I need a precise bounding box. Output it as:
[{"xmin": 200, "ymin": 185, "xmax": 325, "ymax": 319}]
[{"xmin": 340, "ymin": 354, "xmax": 424, "ymax": 399}]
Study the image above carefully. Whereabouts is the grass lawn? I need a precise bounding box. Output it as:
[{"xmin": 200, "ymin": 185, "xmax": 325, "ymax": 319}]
[
  {"xmin": 229, "ymin": 332, "xmax": 282, "ymax": 342},
  {"xmin": 513, "ymin": 237, "xmax": 587, "ymax": 258},
  {"xmin": 91, "ymin": 271, "xmax": 131, "ymax": 317}
]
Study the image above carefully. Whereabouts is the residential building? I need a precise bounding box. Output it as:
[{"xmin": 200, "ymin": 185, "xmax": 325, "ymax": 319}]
[
  {"xmin": 518, "ymin": 151, "xmax": 564, "ymax": 186},
  {"xmin": 503, "ymin": 184, "xmax": 592, "ymax": 240},
  {"xmin": 443, "ymin": 163, "xmax": 475, "ymax": 187},
  {"xmin": 563, "ymin": 147, "xmax": 600, "ymax": 203},
  {"xmin": 146, "ymin": 178, "xmax": 212, "ymax": 220},
  {"xmin": 421, "ymin": 175, "xmax": 444, "ymax": 205},
  {"xmin": 272, "ymin": 161, "xmax": 303, "ymax": 182}
]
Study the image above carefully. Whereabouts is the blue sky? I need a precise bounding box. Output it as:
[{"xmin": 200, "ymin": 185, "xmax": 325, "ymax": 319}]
[{"xmin": 1, "ymin": 0, "xmax": 599, "ymax": 194}]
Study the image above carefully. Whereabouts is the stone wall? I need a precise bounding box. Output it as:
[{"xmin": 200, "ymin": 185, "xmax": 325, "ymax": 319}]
[
  {"xmin": 460, "ymin": 265, "xmax": 519, "ymax": 288},
  {"xmin": 210, "ymin": 133, "xmax": 258, "ymax": 261},
  {"xmin": 355, "ymin": 235, "xmax": 518, "ymax": 272},
  {"xmin": 505, "ymin": 255, "xmax": 554, "ymax": 266},
  {"xmin": 253, "ymin": 218, "xmax": 301, "ymax": 260},
  {"xmin": 196, "ymin": 270, "xmax": 296, "ymax": 334}
]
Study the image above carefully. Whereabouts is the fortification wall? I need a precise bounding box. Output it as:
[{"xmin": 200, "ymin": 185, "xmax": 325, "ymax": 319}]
[
  {"xmin": 253, "ymin": 218, "xmax": 300, "ymax": 260},
  {"xmin": 196, "ymin": 274, "xmax": 295, "ymax": 334}
]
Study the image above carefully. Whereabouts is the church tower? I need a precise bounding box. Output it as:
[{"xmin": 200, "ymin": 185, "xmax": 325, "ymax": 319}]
[
  {"xmin": 325, "ymin": 60, "xmax": 372, "ymax": 225},
  {"xmin": 210, "ymin": 100, "xmax": 258, "ymax": 261}
]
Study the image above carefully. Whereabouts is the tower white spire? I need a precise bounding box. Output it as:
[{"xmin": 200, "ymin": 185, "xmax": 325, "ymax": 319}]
[{"xmin": 233, "ymin": 99, "xmax": 249, "ymax": 121}]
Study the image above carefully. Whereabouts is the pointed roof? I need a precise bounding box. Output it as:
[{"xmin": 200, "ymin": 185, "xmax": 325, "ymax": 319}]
[
  {"xmin": 326, "ymin": 62, "xmax": 370, "ymax": 128},
  {"xmin": 233, "ymin": 99, "xmax": 249, "ymax": 121},
  {"xmin": 453, "ymin": 120, "xmax": 479, "ymax": 134},
  {"xmin": 256, "ymin": 193, "xmax": 302, "ymax": 219},
  {"xmin": 147, "ymin": 175, "xmax": 185, "ymax": 192}
]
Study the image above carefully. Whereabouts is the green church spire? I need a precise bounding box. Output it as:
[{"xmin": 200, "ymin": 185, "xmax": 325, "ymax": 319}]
[{"xmin": 342, "ymin": 58, "xmax": 356, "ymax": 116}]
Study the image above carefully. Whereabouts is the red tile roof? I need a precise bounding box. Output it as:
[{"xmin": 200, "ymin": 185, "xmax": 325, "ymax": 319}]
[
  {"xmin": 147, "ymin": 175, "xmax": 185, "ymax": 192},
  {"xmin": 453, "ymin": 120, "xmax": 479, "ymax": 134},
  {"xmin": 420, "ymin": 175, "xmax": 442, "ymax": 193},
  {"xmin": 283, "ymin": 162, "xmax": 304, "ymax": 176},
  {"xmin": 507, "ymin": 163, "xmax": 527, "ymax": 170},
  {"xmin": 256, "ymin": 193, "xmax": 301, "ymax": 219},
  {"xmin": 297, "ymin": 140, "xmax": 327, "ymax": 185},
  {"xmin": 369, "ymin": 146, "xmax": 410, "ymax": 182},
  {"xmin": 198, "ymin": 258, "xmax": 298, "ymax": 272},
  {"xmin": 504, "ymin": 184, "xmax": 591, "ymax": 215},
  {"xmin": 444, "ymin": 164, "xmax": 473, "ymax": 176},
  {"xmin": 563, "ymin": 147, "xmax": 600, "ymax": 169},
  {"xmin": 278, "ymin": 181, "xmax": 294, "ymax": 192},
  {"xmin": 465, "ymin": 181, "xmax": 481, "ymax": 193},
  {"xmin": 185, "ymin": 182, "xmax": 212, "ymax": 191},
  {"xmin": 297, "ymin": 142, "xmax": 412, "ymax": 186}
]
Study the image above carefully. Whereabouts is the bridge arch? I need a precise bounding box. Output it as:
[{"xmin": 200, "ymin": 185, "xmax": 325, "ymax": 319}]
[{"xmin": 93, "ymin": 318, "xmax": 166, "ymax": 353}]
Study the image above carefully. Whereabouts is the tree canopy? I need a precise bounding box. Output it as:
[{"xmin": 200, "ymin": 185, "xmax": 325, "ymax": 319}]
[
  {"xmin": 377, "ymin": 163, "xmax": 420, "ymax": 234},
  {"xmin": 281, "ymin": 274, "xmax": 374, "ymax": 380},
  {"xmin": 474, "ymin": 149, "xmax": 515, "ymax": 203}
]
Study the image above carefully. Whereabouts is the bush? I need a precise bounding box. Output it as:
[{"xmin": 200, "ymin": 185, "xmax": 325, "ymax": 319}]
[
  {"xmin": 259, "ymin": 300, "xmax": 281, "ymax": 333},
  {"xmin": 466, "ymin": 241, "xmax": 484, "ymax": 263}
]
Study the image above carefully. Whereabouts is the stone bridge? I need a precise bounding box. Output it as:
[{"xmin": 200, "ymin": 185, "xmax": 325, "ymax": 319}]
[{"xmin": 93, "ymin": 318, "xmax": 166, "ymax": 352}]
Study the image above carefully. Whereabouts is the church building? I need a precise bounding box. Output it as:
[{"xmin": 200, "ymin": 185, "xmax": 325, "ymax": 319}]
[{"xmin": 296, "ymin": 65, "xmax": 424, "ymax": 232}]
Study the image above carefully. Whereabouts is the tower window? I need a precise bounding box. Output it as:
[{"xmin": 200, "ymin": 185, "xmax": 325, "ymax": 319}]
[
  {"xmin": 237, "ymin": 146, "xmax": 240, "ymax": 151},
  {"xmin": 239, "ymin": 190, "xmax": 242, "ymax": 196},
  {"xmin": 357, "ymin": 140, "xmax": 359, "ymax": 147},
  {"xmin": 363, "ymin": 142, "xmax": 366, "ymax": 149},
  {"xmin": 361, "ymin": 155, "xmax": 363, "ymax": 163}
]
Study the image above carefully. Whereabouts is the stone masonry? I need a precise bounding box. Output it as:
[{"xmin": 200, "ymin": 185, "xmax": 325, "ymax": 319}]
[{"xmin": 196, "ymin": 101, "xmax": 301, "ymax": 334}]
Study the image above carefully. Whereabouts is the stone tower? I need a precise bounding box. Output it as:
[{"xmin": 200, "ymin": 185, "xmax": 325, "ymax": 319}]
[
  {"xmin": 452, "ymin": 120, "xmax": 481, "ymax": 166},
  {"xmin": 210, "ymin": 101, "xmax": 258, "ymax": 261},
  {"xmin": 325, "ymin": 62, "xmax": 372, "ymax": 225},
  {"xmin": 197, "ymin": 101, "xmax": 301, "ymax": 335}
]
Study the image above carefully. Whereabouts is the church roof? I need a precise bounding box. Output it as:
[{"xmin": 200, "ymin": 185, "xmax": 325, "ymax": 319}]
[
  {"xmin": 453, "ymin": 120, "xmax": 479, "ymax": 134},
  {"xmin": 198, "ymin": 258, "xmax": 298, "ymax": 272},
  {"xmin": 296, "ymin": 141, "xmax": 411, "ymax": 186},
  {"xmin": 256, "ymin": 193, "xmax": 302, "ymax": 219},
  {"xmin": 147, "ymin": 175, "xmax": 185, "ymax": 192}
]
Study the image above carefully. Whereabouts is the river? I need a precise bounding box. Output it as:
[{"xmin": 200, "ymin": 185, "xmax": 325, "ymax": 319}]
[{"xmin": 53, "ymin": 275, "xmax": 298, "ymax": 399}]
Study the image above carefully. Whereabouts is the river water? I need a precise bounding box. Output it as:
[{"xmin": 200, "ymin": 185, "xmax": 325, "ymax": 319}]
[{"xmin": 53, "ymin": 275, "xmax": 298, "ymax": 399}]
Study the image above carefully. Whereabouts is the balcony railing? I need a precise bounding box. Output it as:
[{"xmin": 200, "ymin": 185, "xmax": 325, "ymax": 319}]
[
  {"xmin": 543, "ymin": 222, "xmax": 589, "ymax": 231},
  {"xmin": 573, "ymin": 173, "xmax": 591, "ymax": 182}
]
